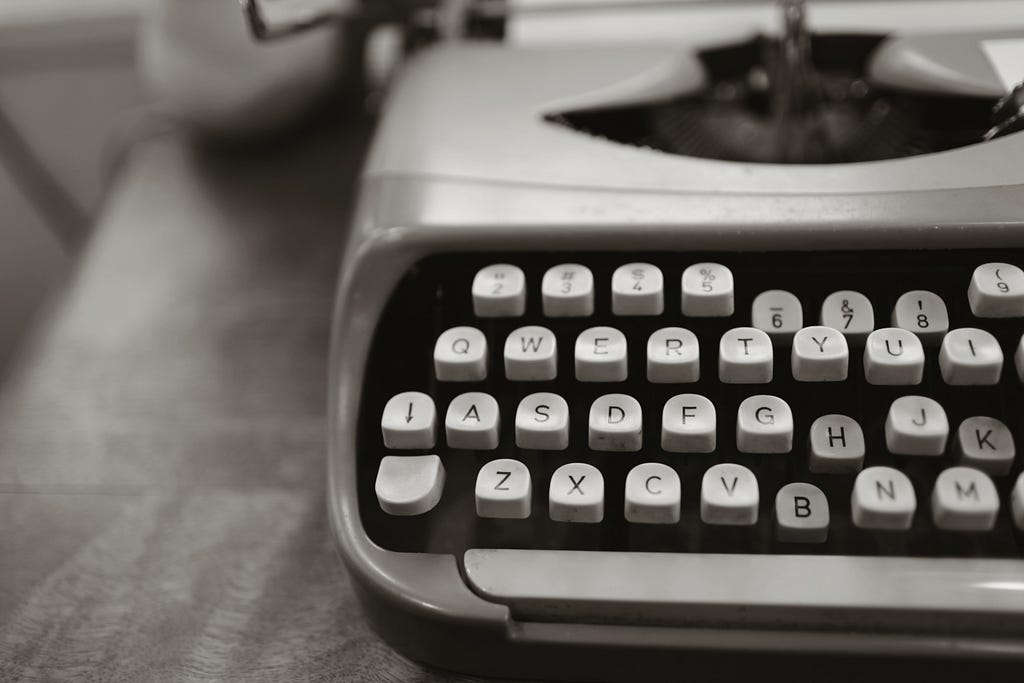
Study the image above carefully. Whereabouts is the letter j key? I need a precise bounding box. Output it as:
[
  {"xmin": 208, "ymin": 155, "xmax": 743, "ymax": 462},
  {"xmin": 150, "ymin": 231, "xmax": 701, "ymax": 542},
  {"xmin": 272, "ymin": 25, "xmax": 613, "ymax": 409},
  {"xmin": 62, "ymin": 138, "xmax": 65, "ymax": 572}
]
[{"xmin": 885, "ymin": 396, "xmax": 949, "ymax": 456}]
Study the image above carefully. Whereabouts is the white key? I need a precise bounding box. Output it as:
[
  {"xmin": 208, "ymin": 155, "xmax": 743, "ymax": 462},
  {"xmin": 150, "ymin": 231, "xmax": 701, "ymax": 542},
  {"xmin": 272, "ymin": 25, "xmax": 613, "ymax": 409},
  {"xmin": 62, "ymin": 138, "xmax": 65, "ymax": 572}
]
[
  {"xmin": 589, "ymin": 394, "xmax": 642, "ymax": 451},
  {"xmin": 434, "ymin": 326, "xmax": 487, "ymax": 381},
  {"xmin": 575, "ymin": 326, "xmax": 627, "ymax": 382},
  {"xmin": 885, "ymin": 396, "xmax": 949, "ymax": 456},
  {"xmin": 700, "ymin": 463, "xmax": 759, "ymax": 526},
  {"xmin": 549, "ymin": 463, "xmax": 603, "ymax": 523},
  {"xmin": 681, "ymin": 263, "xmax": 734, "ymax": 317},
  {"xmin": 625, "ymin": 463, "xmax": 681, "ymax": 524},
  {"xmin": 611, "ymin": 263, "xmax": 664, "ymax": 316},
  {"xmin": 472, "ymin": 264, "xmax": 525, "ymax": 317},
  {"xmin": 1016, "ymin": 335, "xmax": 1024, "ymax": 384},
  {"xmin": 661, "ymin": 394, "xmax": 716, "ymax": 453},
  {"xmin": 938, "ymin": 328, "xmax": 1002, "ymax": 385},
  {"xmin": 892, "ymin": 290, "xmax": 948, "ymax": 342},
  {"xmin": 504, "ymin": 325, "xmax": 557, "ymax": 381},
  {"xmin": 381, "ymin": 391, "xmax": 436, "ymax": 449},
  {"xmin": 851, "ymin": 466, "xmax": 916, "ymax": 530},
  {"xmin": 791, "ymin": 326, "xmax": 849, "ymax": 382},
  {"xmin": 515, "ymin": 392, "xmax": 570, "ymax": 450},
  {"xmin": 1013, "ymin": 472, "xmax": 1024, "ymax": 531},
  {"xmin": 445, "ymin": 392, "xmax": 499, "ymax": 450},
  {"xmin": 931, "ymin": 466, "xmax": 999, "ymax": 531},
  {"xmin": 718, "ymin": 327, "xmax": 773, "ymax": 383},
  {"xmin": 956, "ymin": 417, "xmax": 1015, "ymax": 475},
  {"xmin": 775, "ymin": 483, "xmax": 829, "ymax": 543},
  {"xmin": 968, "ymin": 263, "xmax": 1024, "ymax": 318},
  {"xmin": 808, "ymin": 414, "xmax": 865, "ymax": 474},
  {"xmin": 820, "ymin": 290, "xmax": 874, "ymax": 342},
  {"xmin": 736, "ymin": 395, "xmax": 793, "ymax": 454},
  {"xmin": 375, "ymin": 455, "xmax": 445, "ymax": 516},
  {"xmin": 751, "ymin": 290, "xmax": 802, "ymax": 340},
  {"xmin": 863, "ymin": 328, "xmax": 924, "ymax": 385},
  {"xmin": 647, "ymin": 327, "xmax": 699, "ymax": 383},
  {"xmin": 476, "ymin": 458, "xmax": 531, "ymax": 519},
  {"xmin": 542, "ymin": 263, "xmax": 594, "ymax": 317}
]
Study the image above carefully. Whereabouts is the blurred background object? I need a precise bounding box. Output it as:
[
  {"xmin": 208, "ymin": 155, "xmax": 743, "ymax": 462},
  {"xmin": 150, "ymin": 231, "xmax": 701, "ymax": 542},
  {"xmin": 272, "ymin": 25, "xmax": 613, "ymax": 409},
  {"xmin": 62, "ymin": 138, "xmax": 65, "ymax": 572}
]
[
  {"xmin": 138, "ymin": 0, "xmax": 345, "ymax": 137},
  {"xmin": 0, "ymin": 0, "xmax": 146, "ymax": 373},
  {"xmin": 0, "ymin": 0, "xmax": 345, "ymax": 376}
]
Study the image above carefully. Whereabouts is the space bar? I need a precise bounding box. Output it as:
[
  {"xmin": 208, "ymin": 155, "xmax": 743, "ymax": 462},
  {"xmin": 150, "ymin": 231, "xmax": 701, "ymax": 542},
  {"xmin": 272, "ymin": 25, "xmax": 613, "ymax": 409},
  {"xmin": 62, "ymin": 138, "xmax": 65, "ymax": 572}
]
[{"xmin": 463, "ymin": 549, "xmax": 1024, "ymax": 630}]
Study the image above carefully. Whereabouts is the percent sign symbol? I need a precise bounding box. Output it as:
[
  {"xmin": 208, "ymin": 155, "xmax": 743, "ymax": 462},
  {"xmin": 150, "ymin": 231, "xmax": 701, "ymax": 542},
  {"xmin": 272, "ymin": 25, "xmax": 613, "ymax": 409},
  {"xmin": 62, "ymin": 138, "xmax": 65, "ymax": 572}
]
[{"xmin": 699, "ymin": 267, "xmax": 716, "ymax": 293}]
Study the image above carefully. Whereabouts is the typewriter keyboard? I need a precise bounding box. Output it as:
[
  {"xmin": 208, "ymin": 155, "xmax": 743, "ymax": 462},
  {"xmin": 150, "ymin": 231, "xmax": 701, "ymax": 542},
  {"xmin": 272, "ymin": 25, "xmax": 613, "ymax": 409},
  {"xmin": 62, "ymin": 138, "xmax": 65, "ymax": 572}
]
[{"xmin": 358, "ymin": 251, "xmax": 1024, "ymax": 558}]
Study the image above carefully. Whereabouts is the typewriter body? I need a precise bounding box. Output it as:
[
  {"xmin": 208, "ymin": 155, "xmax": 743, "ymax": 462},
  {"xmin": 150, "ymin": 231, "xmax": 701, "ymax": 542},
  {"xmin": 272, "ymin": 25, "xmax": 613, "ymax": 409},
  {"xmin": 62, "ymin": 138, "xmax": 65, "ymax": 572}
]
[{"xmin": 252, "ymin": 0, "xmax": 1024, "ymax": 678}]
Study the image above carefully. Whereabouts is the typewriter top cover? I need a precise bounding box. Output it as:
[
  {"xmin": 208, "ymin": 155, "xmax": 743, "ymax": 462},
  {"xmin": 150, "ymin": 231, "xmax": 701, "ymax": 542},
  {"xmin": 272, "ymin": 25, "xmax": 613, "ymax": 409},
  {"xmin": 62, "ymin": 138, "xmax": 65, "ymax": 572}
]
[
  {"xmin": 346, "ymin": 0, "xmax": 1024, "ymax": 239},
  {"xmin": 248, "ymin": 1, "xmax": 1024, "ymax": 680}
]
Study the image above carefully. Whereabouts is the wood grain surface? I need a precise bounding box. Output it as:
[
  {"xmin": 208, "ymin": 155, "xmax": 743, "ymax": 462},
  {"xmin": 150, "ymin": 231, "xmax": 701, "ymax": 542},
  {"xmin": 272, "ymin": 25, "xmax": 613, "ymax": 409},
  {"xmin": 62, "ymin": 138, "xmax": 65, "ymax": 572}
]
[{"xmin": 0, "ymin": 120, "xmax": 497, "ymax": 681}]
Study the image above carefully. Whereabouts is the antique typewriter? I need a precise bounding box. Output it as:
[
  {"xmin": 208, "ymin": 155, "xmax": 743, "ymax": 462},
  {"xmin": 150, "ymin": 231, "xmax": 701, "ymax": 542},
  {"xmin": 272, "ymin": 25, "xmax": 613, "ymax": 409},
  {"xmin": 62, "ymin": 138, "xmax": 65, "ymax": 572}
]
[{"xmin": 249, "ymin": 1, "xmax": 1024, "ymax": 679}]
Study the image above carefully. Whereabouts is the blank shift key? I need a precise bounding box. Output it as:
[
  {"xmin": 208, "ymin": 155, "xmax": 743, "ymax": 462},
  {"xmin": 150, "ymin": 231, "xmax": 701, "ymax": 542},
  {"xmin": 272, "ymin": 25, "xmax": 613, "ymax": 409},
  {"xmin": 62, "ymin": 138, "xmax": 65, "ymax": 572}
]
[{"xmin": 375, "ymin": 455, "xmax": 445, "ymax": 516}]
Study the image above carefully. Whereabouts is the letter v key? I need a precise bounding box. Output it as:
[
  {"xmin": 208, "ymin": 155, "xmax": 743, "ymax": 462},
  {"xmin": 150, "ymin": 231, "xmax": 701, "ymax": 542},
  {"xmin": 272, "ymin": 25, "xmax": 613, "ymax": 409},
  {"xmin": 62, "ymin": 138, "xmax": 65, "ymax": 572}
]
[{"xmin": 701, "ymin": 463, "xmax": 759, "ymax": 525}]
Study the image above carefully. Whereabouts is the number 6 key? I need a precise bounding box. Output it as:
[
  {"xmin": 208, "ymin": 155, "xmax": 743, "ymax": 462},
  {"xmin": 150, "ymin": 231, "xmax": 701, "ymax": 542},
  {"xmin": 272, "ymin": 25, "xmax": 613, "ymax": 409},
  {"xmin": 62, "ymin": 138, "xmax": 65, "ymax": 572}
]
[{"xmin": 752, "ymin": 290, "xmax": 802, "ymax": 341}]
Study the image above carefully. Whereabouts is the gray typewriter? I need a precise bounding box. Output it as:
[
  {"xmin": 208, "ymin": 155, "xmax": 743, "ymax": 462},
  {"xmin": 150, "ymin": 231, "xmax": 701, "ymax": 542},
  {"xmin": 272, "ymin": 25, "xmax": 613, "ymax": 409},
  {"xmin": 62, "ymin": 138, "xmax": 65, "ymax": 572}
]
[{"xmin": 249, "ymin": 1, "xmax": 1024, "ymax": 679}]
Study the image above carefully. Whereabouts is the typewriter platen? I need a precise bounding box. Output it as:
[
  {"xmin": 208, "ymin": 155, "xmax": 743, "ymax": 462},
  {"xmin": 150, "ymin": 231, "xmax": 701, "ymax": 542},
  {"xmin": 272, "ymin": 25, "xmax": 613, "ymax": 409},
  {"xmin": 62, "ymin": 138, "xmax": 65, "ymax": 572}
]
[{"xmin": 249, "ymin": 1, "xmax": 1024, "ymax": 679}]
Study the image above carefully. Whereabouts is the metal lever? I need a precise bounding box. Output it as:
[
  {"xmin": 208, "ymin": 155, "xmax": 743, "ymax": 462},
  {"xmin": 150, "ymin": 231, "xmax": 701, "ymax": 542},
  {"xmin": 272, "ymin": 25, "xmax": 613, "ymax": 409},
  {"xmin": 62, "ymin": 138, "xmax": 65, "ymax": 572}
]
[
  {"xmin": 984, "ymin": 81, "xmax": 1024, "ymax": 141},
  {"xmin": 769, "ymin": 0, "xmax": 829, "ymax": 162},
  {"xmin": 241, "ymin": 0, "xmax": 352, "ymax": 40},
  {"xmin": 241, "ymin": 0, "xmax": 503, "ymax": 41}
]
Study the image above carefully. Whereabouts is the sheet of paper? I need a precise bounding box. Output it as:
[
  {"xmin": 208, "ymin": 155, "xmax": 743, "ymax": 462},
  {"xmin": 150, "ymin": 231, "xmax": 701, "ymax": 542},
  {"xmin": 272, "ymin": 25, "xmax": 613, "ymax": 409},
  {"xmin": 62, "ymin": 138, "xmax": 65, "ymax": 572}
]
[
  {"xmin": 507, "ymin": 1, "xmax": 1024, "ymax": 46},
  {"xmin": 982, "ymin": 38, "xmax": 1024, "ymax": 92}
]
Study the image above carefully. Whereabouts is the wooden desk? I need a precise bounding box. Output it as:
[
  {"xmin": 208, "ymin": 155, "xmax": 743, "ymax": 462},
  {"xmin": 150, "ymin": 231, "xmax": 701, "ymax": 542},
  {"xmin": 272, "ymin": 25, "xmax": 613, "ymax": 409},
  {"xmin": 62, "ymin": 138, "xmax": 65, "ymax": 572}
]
[{"xmin": 0, "ymin": 121, "xmax": 485, "ymax": 680}]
